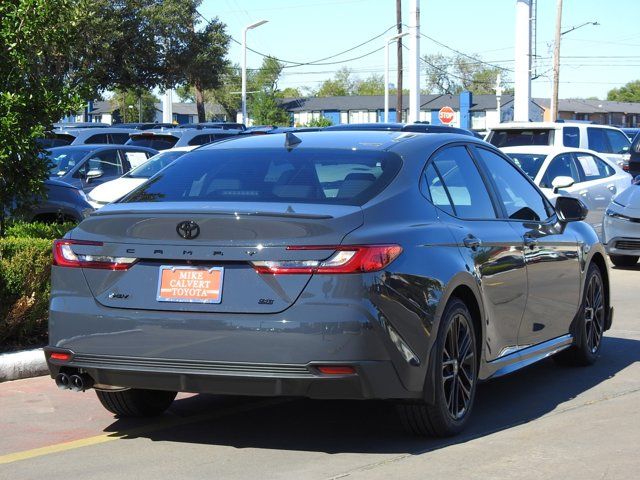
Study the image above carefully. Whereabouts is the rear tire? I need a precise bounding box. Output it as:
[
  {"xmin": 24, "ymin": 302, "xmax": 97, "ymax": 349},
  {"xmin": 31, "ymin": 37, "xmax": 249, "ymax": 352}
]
[
  {"xmin": 397, "ymin": 297, "xmax": 478, "ymax": 437},
  {"xmin": 609, "ymin": 255, "xmax": 638, "ymax": 267},
  {"xmin": 95, "ymin": 389, "xmax": 177, "ymax": 417},
  {"xmin": 554, "ymin": 263, "xmax": 605, "ymax": 366}
]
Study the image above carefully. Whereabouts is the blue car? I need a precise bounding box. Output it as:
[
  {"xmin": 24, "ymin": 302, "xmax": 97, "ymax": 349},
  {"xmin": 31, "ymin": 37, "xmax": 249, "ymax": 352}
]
[{"xmin": 29, "ymin": 145, "xmax": 157, "ymax": 222}]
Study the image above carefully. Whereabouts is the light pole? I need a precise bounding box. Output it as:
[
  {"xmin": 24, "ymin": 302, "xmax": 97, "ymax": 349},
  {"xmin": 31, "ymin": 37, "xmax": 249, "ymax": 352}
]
[
  {"xmin": 550, "ymin": 8, "xmax": 599, "ymax": 122},
  {"xmin": 384, "ymin": 32, "xmax": 409, "ymax": 123},
  {"xmin": 242, "ymin": 20, "xmax": 268, "ymax": 125}
]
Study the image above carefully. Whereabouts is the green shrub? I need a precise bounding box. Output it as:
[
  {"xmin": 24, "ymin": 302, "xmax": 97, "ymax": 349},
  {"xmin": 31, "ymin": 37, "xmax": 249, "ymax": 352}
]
[
  {"xmin": 5, "ymin": 220, "xmax": 76, "ymax": 240},
  {"xmin": 0, "ymin": 237, "xmax": 53, "ymax": 351}
]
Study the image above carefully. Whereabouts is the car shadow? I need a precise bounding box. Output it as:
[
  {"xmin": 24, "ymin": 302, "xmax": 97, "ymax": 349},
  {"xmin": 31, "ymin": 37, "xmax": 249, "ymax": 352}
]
[{"xmin": 102, "ymin": 335, "xmax": 639, "ymax": 455}]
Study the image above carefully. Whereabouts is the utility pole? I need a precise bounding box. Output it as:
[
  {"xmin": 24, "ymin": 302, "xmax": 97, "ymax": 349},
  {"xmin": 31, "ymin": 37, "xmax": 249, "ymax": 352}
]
[
  {"xmin": 513, "ymin": 0, "xmax": 532, "ymax": 122},
  {"xmin": 408, "ymin": 0, "xmax": 420, "ymax": 123},
  {"xmin": 550, "ymin": 0, "xmax": 563, "ymax": 122},
  {"xmin": 396, "ymin": 0, "xmax": 403, "ymax": 122},
  {"xmin": 496, "ymin": 72, "xmax": 502, "ymax": 124}
]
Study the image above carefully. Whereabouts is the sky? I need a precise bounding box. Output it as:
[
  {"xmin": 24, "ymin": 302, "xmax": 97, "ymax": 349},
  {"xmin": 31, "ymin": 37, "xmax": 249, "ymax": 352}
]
[{"xmin": 199, "ymin": 0, "xmax": 640, "ymax": 100}]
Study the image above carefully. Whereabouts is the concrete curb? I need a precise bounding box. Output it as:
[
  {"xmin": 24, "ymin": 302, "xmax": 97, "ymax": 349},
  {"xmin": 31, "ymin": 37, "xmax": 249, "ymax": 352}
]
[{"xmin": 0, "ymin": 348, "xmax": 48, "ymax": 382}]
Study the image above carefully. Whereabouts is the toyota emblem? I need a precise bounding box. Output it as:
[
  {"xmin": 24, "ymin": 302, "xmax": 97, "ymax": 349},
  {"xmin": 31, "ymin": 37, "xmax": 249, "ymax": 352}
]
[{"xmin": 176, "ymin": 220, "xmax": 200, "ymax": 240}]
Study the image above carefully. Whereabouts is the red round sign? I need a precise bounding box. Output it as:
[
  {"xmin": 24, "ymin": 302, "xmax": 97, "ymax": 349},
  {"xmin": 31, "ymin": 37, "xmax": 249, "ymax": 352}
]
[{"xmin": 438, "ymin": 106, "xmax": 455, "ymax": 124}]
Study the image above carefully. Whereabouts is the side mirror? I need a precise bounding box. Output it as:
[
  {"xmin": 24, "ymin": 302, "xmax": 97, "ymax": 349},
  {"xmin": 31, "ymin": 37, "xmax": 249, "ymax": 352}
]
[
  {"xmin": 633, "ymin": 175, "xmax": 640, "ymax": 186},
  {"xmin": 551, "ymin": 175, "xmax": 575, "ymax": 194},
  {"xmin": 556, "ymin": 196, "xmax": 588, "ymax": 222},
  {"xmin": 86, "ymin": 169, "xmax": 103, "ymax": 182}
]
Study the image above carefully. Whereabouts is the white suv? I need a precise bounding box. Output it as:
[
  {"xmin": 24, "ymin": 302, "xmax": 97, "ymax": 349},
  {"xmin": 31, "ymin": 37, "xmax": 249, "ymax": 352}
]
[{"xmin": 486, "ymin": 122, "xmax": 631, "ymax": 170}]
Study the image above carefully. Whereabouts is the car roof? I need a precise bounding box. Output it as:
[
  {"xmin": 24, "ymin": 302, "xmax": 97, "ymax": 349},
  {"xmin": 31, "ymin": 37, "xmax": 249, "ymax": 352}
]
[
  {"xmin": 492, "ymin": 122, "xmax": 623, "ymax": 130},
  {"xmin": 197, "ymin": 130, "xmax": 481, "ymax": 153},
  {"xmin": 500, "ymin": 145, "xmax": 610, "ymax": 157}
]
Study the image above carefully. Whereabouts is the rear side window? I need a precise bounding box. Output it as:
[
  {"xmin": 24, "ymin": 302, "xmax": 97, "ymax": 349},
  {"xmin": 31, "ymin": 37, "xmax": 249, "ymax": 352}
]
[
  {"xmin": 424, "ymin": 146, "xmax": 496, "ymax": 219},
  {"xmin": 574, "ymin": 153, "xmax": 614, "ymax": 181},
  {"xmin": 187, "ymin": 134, "xmax": 213, "ymax": 146},
  {"xmin": 85, "ymin": 133, "xmax": 109, "ymax": 144},
  {"xmin": 127, "ymin": 135, "xmax": 178, "ymax": 150},
  {"xmin": 110, "ymin": 133, "xmax": 131, "ymax": 144},
  {"xmin": 562, "ymin": 127, "xmax": 580, "ymax": 148},
  {"xmin": 489, "ymin": 129, "xmax": 552, "ymax": 148},
  {"xmin": 587, "ymin": 128, "xmax": 610, "ymax": 153},
  {"xmin": 603, "ymin": 129, "xmax": 630, "ymax": 154},
  {"xmin": 123, "ymin": 148, "xmax": 402, "ymax": 206}
]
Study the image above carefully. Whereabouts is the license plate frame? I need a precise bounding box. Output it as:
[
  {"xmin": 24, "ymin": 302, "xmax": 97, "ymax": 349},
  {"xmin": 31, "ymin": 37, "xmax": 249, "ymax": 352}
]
[{"xmin": 156, "ymin": 266, "xmax": 224, "ymax": 304}]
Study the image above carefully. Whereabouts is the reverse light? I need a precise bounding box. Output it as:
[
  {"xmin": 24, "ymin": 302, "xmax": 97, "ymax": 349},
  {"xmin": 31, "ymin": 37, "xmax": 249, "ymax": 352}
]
[
  {"xmin": 53, "ymin": 239, "xmax": 137, "ymax": 270},
  {"xmin": 252, "ymin": 245, "xmax": 402, "ymax": 274}
]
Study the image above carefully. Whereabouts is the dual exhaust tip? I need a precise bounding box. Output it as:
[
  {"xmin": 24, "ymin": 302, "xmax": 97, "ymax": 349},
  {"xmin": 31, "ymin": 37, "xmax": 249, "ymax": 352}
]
[{"xmin": 55, "ymin": 372, "xmax": 94, "ymax": 392}]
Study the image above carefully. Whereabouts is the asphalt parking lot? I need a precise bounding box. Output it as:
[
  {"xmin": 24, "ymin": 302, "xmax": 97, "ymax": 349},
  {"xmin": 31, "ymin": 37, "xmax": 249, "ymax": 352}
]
[{"xmin": 1, "ymin": 263, "xmax": 639, "ymax": 480}]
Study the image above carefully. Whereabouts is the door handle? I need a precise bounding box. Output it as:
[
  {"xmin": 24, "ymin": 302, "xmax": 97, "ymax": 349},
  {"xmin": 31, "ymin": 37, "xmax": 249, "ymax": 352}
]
[
  {"xmin": 524, "ymin": 235, "xmax": 539, "ymax": 249},
  {"xmin": 463, "ymin": 235, "xmax": 482, "ymax": 250}
]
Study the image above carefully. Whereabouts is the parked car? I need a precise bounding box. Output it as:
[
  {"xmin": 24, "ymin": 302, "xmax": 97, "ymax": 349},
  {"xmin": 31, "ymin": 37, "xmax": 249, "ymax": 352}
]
[
  {"xmin": 324, "ymin": 122, "xmax": 475, "ymax": 136},
  {"xmin": 125, "ymin": 128, "xmax": 243, "ymax": 150},
  {"xmin": 47, "ymin": 145, "xmax": 158, "ymax": 193},
  {"xmin": 621, "ymin": 127, "xmax": 640, "ymax": 141},
  {"xmin": 627, "ymin": 133, "xmax": 640, "ymax": 178},
  {"xmin": 46, "ymin": 131, "xmax": 611, "ymax": 437},
  {"xmin": 52, "ymin": 122, "xmax": 109, "ymax": 129},
  {"xmin": 111, "ymin": 122, "xmax": 176, "ymax": 130},
  {"xmin": 501, "ymin": 146, "xmax": 630, "ymax": 237},
  {"xmin": 603, "ymin": 179, "xmax": 640, "ymax": 266},
  {"xmin": 486, "ymin": 122, "xmax": 631, "ymax": 170},
  {"xmin": 87, "ymin": 147, "xmax": 197, "ymax": 208},
  {"xmin": 176, "ymin": 122, "xmax": 246, "ymax": 131},
  {"xmin": 47, "ymin": 127, "xmax": 137, "ymax": 146},
  {"xmin": 28, "ymin": 178, "xmax": 94, "ymax": 223}
]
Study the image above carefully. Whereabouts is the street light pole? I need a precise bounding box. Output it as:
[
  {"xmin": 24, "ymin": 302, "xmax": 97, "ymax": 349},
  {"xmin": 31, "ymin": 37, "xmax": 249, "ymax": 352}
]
[
  {"xmin": 550, "ymin": 0, "xmax": 563, "ymax": 122},
  {"xmin": 241, "ymin": 20, "xmax": 268, "ymax": 126},
  {"xmin": 385, "ymin": 32, "xmax": 409, "ymax": 123}
]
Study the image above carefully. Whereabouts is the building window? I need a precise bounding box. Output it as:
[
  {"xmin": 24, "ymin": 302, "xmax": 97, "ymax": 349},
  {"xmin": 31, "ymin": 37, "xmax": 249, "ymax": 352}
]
[
  {"xmin": 471, "ymin": 111, "xmax": 486, "ymax": 130},
  {"xmin": 575, "ymin": 113, "xmax": 589, "ymax": 121}
]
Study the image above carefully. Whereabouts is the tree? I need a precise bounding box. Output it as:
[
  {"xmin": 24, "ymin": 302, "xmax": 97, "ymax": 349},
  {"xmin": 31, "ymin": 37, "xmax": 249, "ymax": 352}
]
[
  {"xmin": 110, "ymin": 90, "xmax": 159, "ymax": 123},
  {"xmin": 316, "ymin": 67, "xmax": 355, "ymax": 97},
  {"xmin": 304, "ymin": 116, "xmax": 333, "ymax": 127},
  {"xmin": 424, "ymin": 53, "xmax": 511, "ymax": 95},
  {"xmin": 0, "ymin": 0, "xmax": 87, "ymax": 234},
  {"xmin": 607, "ymin": 80, "xmax": 640, "ymax": 103},
  {"xmin": 153, "ymin": 1, "xmax": 230, "ymax": 122},
  {"xmin": 279, "ymin": 87, "xmax": 303, "ymax": 98},
  {"xmin": 354, "ymin": 74, "xmax": 385, "ymax": 96},
  {"xmin": 248, "ymin": 57, "xmax": 290, "ymax": 126}
]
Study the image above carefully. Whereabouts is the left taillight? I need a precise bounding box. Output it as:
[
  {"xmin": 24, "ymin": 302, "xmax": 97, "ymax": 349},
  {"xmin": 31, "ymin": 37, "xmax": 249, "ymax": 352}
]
[
  {"xmin": 252, "ymin": 244, "xmax": 402, "ymax": 275},
  {"xmin": 52, "ymin": 239, "xmax": 137, "ymax": 270}
]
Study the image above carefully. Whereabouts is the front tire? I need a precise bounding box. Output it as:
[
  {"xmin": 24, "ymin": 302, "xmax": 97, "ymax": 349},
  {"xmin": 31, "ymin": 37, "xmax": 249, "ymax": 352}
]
[
  {"xmin": 609, "ymin": 255, "xmax": 638, "ymax": 267},
  {"xmin": 397, "ymin": 297, "xmax": 478, "ymax": 437},
  {"xmin": 96, "ymin": 389, "xmax": 177, "ymax": 417},
  {"xmin": 555, "ymin": 263, "xmax": 606, "ymax": 366}
]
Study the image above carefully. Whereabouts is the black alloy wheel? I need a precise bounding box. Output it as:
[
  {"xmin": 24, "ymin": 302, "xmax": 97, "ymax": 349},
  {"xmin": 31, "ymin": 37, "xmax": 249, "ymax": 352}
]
[
  {"xmin": 442, "ymin": 312, "xmax": 477, "ymax": 420},
  {"xmin": 583, "ymin": 271, "xmax": 605, "ymax": 355},
  {"xmin": 397, "ymin": 297, "xmax": 478, "ymax": 437}
]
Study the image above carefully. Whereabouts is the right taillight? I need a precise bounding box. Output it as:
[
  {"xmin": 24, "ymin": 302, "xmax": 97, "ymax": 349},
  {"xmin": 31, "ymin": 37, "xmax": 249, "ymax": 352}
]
[
  {"xmin": 52, "ymin": 239, "xmax": 137, "ymax": 270},
  {"xmin": 252, "ymin": 245, "xmax": 402, "ymax": 275}
]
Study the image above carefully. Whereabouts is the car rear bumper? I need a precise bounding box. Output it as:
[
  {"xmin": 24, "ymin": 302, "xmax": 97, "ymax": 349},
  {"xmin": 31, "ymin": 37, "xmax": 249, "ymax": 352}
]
[{"xmin": 45, "ymin": 349, "xmax": 420, "ymax": 400}]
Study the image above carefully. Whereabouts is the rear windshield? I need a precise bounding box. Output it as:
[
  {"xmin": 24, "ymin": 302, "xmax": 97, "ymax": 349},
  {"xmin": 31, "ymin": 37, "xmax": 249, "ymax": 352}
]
[
  {"xmin": 125, "ymin": 150, "xmax": 188, "ymax": 178},
  {"xmin": 488, "ymin": 129, "xmax": 552, "ymax": 148},
  {"xmin": 127, "ymin": 135, "xmax": 178, "ymax": 151},
  {"xmin": 123, "ymin": 148, "xmax": 402, "ymax": 206},
  {"xmin": 504, "ymin": 153, "xmax": 548, "ymax": 180}
]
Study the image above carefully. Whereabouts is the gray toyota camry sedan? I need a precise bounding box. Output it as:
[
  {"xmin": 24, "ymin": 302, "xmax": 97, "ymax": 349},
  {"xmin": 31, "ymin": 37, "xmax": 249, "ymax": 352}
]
[{"xmin": 46, "ymin": 130, "xmax": 612, "ymax": 437}]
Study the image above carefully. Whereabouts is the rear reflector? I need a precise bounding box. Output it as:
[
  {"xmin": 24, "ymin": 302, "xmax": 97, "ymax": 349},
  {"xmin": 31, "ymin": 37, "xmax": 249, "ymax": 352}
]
[
  {"xmin": 316, "ymin": 365, "xmax": 356, "ymax": 375},
  {"xmin": 252, "ymin": 245, "xmax": 402, "ymax": 274},
  {"xmin": 49, "ymin": 352, "xmax": 71, "ymax": 361},
  {"xmin": 53, "ymin": 239, "xmax": 137, "ymax": 270}
]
